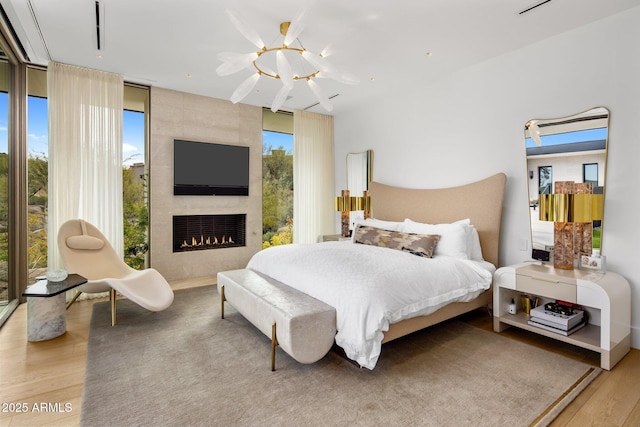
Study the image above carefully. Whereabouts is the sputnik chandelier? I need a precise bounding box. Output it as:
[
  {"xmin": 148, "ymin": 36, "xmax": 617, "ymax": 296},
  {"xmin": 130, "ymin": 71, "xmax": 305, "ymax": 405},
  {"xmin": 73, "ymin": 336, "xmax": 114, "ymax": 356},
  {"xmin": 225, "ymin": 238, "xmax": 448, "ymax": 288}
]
[{"xmin": 216, "ymin": 10, "xmax": 359, "ymax": 112}]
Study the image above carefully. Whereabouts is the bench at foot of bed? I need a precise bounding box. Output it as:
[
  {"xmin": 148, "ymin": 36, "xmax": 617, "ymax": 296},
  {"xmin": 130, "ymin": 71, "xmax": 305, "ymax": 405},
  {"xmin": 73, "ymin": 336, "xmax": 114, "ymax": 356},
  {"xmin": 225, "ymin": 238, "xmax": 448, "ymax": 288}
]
[{"xmin": 217, "ymin": 269, "xmax": 337, "ymax": 371}]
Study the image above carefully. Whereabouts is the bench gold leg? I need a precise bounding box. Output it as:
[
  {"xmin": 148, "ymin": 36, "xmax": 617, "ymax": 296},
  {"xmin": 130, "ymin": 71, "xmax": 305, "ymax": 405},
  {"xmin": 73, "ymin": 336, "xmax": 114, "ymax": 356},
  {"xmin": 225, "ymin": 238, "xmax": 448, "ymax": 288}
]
[
  {"xmin": 110, "ymin": 288, "xmax": 117, "ymax": 327},
  {"xmin": 271, "ymin": 322, "xmax": 278, "ymax": 372},
  {"xmin": 220, "ymin": 285, "xmax": 225, "ymax": 319}
]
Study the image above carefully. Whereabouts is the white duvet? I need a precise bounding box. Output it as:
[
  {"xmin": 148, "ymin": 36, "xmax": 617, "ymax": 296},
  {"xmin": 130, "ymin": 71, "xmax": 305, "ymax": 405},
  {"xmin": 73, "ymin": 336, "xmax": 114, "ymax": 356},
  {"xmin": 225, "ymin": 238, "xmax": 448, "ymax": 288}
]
[{"xmin": 247, "ymin": 241, "xmax": 495, "ymax": 370}]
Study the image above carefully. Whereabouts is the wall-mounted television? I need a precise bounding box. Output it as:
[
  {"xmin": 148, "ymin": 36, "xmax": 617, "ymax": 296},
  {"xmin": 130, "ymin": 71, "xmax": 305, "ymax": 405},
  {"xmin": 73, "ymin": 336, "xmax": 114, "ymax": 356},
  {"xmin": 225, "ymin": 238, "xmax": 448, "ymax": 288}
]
[{"xmin": 174, "ymin": 139, "xmax": 249, "ymax": 196}]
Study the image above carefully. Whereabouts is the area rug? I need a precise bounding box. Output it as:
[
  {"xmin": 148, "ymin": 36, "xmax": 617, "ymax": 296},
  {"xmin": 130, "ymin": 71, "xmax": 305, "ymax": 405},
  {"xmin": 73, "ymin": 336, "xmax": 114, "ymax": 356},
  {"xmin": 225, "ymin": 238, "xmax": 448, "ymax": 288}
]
[{"xmin": 81, "ymin": 286, "xmax": 600, "ymax": 427}]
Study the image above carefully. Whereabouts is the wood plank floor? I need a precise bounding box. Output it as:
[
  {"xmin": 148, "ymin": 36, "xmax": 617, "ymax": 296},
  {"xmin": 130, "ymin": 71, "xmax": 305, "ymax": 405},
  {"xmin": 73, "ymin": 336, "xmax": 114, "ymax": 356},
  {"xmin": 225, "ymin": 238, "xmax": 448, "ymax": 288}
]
[{"xmin": 1, "ymin": 278, "xmax": 638, "ymax": 427}]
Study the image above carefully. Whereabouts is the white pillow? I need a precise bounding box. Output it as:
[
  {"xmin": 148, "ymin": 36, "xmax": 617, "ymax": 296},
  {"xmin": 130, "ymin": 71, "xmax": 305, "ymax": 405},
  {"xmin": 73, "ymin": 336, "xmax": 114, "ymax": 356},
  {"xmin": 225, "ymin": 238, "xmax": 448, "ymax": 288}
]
[
  {"xmin": 454, "ymin": 218, "xmax": 484, "ymax": 261},
  {"xmin": 351, "ymin": 218, "xmax": 404, "ymax": 242},
  {"xmin": 402, "ymin": 218, "xmax": 469, "ymax": 260}
]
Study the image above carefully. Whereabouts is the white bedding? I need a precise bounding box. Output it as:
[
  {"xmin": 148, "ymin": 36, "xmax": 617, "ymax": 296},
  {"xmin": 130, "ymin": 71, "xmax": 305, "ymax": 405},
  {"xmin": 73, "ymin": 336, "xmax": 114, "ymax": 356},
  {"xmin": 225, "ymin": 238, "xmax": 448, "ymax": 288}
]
[{"xmin": 246, "ymin": 241, "xmax": 495, "ymax": 369}]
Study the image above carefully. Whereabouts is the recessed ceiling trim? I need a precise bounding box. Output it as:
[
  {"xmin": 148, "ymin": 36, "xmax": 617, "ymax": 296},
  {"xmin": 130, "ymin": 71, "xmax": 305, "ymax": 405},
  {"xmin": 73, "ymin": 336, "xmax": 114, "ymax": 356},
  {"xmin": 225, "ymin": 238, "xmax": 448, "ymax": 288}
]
[{"xmin": 26, "ymin": 0, "xmax": 50, "ymax": 60}]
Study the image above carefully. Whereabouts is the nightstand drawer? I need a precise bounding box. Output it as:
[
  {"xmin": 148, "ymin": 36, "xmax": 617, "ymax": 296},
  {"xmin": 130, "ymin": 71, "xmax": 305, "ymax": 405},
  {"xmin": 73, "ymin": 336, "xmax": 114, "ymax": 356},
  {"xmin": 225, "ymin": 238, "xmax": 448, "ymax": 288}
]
[{"xmin": 516, "ymin": 274, "xmax": 577, "ymax": 302}]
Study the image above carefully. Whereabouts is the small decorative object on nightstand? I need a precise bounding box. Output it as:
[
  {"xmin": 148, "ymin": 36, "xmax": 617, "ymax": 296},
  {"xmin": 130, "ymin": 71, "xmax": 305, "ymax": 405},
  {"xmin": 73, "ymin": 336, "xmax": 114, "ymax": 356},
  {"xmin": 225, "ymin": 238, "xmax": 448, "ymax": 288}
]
[
  {"xmin": 493, "ymin": 262, "xmax": 630, "ymax": 370},
  {"xmin": 580, "ymin": 249, "xmax": 606, "ymax": 271}
]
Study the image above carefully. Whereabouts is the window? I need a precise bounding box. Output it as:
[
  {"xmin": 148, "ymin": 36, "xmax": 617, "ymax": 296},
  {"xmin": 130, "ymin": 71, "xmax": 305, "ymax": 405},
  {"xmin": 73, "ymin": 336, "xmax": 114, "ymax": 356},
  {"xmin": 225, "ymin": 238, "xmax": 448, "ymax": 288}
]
[
  {"xmin": 583, "ymin": 163, "xmax": 598, "ymax": 187},
  {"xmin": 27, "ymin": 68, "xmax": 48, "ymax": 283},
  {"xmin": 538, "ymin": 166, "xmax": 552, "ymax": 195},
  {"xmin": 262, "ymin": 110, "xmax": 293, "ymax": 248},
  {"xmin": 0, "ymin": 35, "xmax": 25, "ymax": 327},
  {"xmin": 25, "ymin": 74, "xmax": 149, "ymax": 278},
  {"xmin": 122, "ymin": 85, "xmax": 149, "ymax": 269},
  {"xmin": 0, "ymin": 57, "xmax": 9, "ymax": 317},
  {"xmin": 262, "ymin": 131, "xmax": 293, "ymax": 248}
]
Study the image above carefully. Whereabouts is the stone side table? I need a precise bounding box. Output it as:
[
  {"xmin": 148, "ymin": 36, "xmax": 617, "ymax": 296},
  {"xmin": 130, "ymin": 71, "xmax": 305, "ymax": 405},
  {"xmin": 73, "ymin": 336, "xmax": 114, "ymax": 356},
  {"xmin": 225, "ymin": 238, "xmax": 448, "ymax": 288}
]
[{"xmin": 22, "ymin": 274, "xmax": 88, "ymax": 342}]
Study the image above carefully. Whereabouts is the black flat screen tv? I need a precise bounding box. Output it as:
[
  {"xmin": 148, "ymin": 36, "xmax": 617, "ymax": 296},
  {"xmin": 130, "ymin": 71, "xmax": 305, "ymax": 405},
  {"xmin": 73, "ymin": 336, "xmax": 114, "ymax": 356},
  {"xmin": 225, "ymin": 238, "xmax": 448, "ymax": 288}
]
[{"xmin": 174, "ymin": 140, "xmax": 250, "ymax": 196}]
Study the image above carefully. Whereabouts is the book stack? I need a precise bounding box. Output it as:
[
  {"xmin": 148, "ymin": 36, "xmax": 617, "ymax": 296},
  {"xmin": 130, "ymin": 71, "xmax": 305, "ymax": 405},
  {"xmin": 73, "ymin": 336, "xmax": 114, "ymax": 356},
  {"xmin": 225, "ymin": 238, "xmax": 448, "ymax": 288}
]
[{"xmin": 527, "ymin": 303, "xmax": 586, "ymax": 336}]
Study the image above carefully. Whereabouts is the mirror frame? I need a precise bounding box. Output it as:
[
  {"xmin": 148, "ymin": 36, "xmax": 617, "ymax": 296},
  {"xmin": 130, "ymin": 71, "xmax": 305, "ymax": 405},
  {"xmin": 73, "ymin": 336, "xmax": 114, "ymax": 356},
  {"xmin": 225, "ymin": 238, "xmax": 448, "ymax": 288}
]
[{"xmin": 524, "ymin": 107, "xmax": 610, "ymax": 256}]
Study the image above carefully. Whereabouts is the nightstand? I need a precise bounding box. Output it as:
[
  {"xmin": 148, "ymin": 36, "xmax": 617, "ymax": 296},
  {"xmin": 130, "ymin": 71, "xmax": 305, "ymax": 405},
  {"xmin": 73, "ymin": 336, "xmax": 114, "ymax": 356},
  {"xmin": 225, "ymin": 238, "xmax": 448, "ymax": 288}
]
[{"xmin": 493, "ymin": 263, "xmax": 630, "ymax": 370}]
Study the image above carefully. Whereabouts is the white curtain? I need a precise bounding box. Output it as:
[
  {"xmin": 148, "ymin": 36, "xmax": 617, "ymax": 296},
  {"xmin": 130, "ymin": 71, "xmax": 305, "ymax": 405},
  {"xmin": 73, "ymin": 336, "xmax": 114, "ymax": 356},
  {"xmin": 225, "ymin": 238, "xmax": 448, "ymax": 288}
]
[
  {"xmin": 47, "ymin": 62, "xmax": 124, "ymax": 270},
  {"xmin": 293, "ymin": 110, "xmax": 335, "ymax": 243}
]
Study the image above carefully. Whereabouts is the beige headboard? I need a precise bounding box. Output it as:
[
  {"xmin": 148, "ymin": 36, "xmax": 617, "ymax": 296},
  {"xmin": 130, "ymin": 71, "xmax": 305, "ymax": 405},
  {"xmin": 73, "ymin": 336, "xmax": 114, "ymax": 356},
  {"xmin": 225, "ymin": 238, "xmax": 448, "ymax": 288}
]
[{"xmin": 368, "ymin": 173, "xmax": 507, "ymax": 267}]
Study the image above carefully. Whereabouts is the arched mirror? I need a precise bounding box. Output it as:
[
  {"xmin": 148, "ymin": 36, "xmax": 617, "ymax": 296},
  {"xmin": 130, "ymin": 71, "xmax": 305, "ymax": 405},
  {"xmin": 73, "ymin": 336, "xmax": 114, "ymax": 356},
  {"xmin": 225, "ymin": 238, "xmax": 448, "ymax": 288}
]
[
  {"xmin": 346, "ymin": 150, "xmax": 373, "ymax": 195},
  {"xmin": 525, "ymin": 107, "xmax": 609, "ymax": 262}
]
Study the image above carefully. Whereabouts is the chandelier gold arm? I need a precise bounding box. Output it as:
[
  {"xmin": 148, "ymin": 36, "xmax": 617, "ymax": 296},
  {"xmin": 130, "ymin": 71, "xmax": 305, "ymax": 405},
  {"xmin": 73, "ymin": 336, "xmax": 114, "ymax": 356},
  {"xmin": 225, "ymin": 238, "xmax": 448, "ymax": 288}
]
[{"xmin": 252, "ymin": 46, "xmax": 320, "ymax": 80}]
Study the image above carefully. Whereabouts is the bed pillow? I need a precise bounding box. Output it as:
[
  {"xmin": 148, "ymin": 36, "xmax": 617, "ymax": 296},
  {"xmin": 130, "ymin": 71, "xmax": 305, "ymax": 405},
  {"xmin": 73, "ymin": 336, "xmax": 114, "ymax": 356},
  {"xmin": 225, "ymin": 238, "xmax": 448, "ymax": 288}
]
[
  {"xmin": 351, "ymin": 218, "xmax": 404, "ymax": 242},
  {"xmin": 454, "ymin": 218, "xmax": 484, "ymax": 261},
  {"xmin": 353, "ymin": 225, "xmax": 440, "ymax": 258},
  {"xmin": 402, "ymin": 219, "xmax": 469, "ymax": 260}
]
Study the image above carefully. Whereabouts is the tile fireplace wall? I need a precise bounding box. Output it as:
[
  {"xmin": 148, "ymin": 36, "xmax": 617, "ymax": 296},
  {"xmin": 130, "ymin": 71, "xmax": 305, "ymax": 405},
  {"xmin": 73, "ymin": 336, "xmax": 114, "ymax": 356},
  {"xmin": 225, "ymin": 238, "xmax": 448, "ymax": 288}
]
[{"xmin": 149, "ymin": 87, "xmax": 262, "ymax": 281}]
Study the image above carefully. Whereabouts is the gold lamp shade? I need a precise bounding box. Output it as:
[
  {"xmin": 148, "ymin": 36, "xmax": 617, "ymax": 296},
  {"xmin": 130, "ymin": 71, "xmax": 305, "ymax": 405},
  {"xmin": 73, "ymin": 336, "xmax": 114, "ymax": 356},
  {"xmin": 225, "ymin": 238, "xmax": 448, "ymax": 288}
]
[
  {"xmin": 348, "ymin": 192, "xmax": 371, "ymax": 217},
  {"xmin": 335, "ymin": 195, "xmax": 351, "ymax": 212},
  {"xmin": 539, "ymin": 194, "xmax": 604, "ymax": 223},
  {"xmin": 335, "ymin": 190, "xmax": 372, "ymax": 237}
]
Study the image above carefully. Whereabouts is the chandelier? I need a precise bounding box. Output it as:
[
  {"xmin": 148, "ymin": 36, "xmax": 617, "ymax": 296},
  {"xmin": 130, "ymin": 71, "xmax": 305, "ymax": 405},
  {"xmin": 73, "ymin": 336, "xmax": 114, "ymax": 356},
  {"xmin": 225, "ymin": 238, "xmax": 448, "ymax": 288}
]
[{"xmin": 216, "ymin": 10, "xmax": 359, "ymax": 112}]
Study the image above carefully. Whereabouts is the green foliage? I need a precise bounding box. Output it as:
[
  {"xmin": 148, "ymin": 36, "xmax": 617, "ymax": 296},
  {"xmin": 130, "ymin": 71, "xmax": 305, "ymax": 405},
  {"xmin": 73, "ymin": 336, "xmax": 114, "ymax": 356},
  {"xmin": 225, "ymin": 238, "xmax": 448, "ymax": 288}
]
[
  {"xmin": 262, "ymin": 146, "xmax": 293, "ymax": 246},
  {"xmin": 122, "ymin": 166, "xmax": 149, "ymax": 270},
  {"xmin": 20, "ymin": 155, "xmax": 149, "ymax": 271},
  {"xmin": 0, "ymin": 153, "xmax": 7, "ymax": 262},
  {"xmin": 592, "ymin": 228, "xmax": 601, "ymax": 249},
  {"xmin": 27, "ymin": 154, "xmax": 49, "ymax": 269},
  {"xmin": 262, "ymin": 217, "xmax": 293, "ymax": 249},
  {"xmin": 28, "ymin": 154, "xmax": 48, "ymax": 205}
]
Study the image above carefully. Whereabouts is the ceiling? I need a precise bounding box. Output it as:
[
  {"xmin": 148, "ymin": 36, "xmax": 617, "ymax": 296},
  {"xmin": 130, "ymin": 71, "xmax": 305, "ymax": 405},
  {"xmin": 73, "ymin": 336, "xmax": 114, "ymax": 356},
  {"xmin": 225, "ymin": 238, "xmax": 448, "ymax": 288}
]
[{"xmin": 1, "ymin": 0, "xmax": 638, "ymax": 115}]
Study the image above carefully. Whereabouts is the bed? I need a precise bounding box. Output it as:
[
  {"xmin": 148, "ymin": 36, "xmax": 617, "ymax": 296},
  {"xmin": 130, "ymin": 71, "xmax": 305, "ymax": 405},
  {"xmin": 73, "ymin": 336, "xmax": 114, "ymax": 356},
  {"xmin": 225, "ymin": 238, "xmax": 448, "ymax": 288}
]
[{"xmin": 246, "ymin": 173, "xmax": 507, "ymax": 369}]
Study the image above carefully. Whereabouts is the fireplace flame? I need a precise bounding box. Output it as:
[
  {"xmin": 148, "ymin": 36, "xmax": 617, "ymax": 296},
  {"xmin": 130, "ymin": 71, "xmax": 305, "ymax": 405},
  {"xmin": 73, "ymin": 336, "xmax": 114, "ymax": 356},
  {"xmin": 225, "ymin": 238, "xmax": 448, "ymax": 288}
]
[{"xmin": 179, "ymin": 234, "xmax": 238, "ymax": 249}]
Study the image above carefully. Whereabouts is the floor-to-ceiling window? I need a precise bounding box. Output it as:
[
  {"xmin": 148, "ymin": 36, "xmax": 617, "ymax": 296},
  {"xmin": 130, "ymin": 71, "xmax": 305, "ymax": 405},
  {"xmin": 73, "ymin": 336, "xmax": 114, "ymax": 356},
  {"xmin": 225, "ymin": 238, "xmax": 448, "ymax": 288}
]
[
  {"xmin": 122, "ymin": 85, "xmax": 149, "ymax": 269},
  {"xmin": 0, "ymin": 29, "xmax": 26, "ymax": 327},
  {"xmin": 262, "ymin": 109, "xmax": 293, "ymax": 248},
  {"xmin": 24, "ymin": 73, "xmax": 149, "ymax": 283},
  {"xmin": 26, "ymin": 67, "xmax": 48, "ymax": 283},
  {"xmin": 0, "ymin": 54, "xmax": 10, "ymax": 318}
]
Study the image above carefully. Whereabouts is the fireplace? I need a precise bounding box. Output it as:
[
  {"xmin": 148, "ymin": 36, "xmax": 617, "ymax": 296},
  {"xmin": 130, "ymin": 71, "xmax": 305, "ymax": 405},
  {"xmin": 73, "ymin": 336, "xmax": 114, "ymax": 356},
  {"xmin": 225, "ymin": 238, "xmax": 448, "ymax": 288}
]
[{"xmin": 173, "ymin": 214, "xmax": 246, "ymax": 253}]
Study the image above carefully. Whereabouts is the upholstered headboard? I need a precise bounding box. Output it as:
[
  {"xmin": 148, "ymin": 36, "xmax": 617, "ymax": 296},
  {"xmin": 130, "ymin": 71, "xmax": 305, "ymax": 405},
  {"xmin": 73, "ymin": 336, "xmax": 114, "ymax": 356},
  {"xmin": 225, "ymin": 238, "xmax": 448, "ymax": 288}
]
[{"xmin": 368, "ymin": 173, "xmax": 507, "ymax": 267}]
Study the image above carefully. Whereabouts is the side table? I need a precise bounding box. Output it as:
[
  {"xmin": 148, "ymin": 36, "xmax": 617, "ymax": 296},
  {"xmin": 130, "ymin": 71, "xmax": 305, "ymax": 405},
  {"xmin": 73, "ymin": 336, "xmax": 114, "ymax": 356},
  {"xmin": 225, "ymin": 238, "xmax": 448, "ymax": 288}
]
[
  {"xmin": 22, "ymin": 274, "xmax": 88, "ymax": 342},
  {"xmin": 493, "ymin": 263, "xmax": 630, "ymax": 370}
]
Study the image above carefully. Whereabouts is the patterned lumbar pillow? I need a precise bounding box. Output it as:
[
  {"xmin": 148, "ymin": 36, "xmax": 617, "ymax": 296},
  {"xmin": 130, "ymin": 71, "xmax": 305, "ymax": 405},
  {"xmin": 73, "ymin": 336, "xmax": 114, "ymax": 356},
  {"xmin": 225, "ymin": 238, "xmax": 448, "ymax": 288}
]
[{"xmin": 353, "ymin": 225, "xmax": 440, "ymax": 258}]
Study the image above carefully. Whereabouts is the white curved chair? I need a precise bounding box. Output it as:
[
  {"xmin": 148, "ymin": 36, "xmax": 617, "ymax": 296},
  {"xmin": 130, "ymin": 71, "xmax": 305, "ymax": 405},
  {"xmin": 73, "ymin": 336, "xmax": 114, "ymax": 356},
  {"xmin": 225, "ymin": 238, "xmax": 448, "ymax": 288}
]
[{"xmin": 58, "ymin": 219, "xmax": 174, "ymax": 326}]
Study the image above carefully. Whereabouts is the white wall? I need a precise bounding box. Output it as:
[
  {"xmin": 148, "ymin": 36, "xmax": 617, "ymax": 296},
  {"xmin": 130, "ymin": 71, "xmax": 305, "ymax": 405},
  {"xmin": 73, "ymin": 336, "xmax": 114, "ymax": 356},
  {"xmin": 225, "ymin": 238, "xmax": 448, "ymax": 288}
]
[{"xmin": 334, "ymin": 7, "xmax": 640, "ymax": 347}]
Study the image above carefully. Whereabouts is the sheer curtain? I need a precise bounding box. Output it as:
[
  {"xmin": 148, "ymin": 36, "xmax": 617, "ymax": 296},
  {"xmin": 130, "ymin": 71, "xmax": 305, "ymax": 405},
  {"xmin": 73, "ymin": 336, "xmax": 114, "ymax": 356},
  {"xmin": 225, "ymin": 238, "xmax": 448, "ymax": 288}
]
[
  {"xmin": 47, "ymin": 62, "xmax": 124, "ymax": 270},
  {"xmin": 293, "ymin": 110, "xmax": 335, "ymax": 243}
]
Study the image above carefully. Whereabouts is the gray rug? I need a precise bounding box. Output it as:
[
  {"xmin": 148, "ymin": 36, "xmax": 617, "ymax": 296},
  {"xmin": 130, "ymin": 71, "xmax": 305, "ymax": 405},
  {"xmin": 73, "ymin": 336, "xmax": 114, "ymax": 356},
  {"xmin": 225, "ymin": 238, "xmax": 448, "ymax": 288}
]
[{"xmin": 81, "ymin": 286, "xmax": 600, "ymax": 427}]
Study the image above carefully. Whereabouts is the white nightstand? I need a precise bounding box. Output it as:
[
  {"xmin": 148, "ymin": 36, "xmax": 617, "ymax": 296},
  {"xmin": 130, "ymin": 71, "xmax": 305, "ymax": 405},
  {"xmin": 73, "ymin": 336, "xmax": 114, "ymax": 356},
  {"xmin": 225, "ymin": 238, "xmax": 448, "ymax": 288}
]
[{"xmin": 493, "ymin": 263, "xmax": 631, "ymax": 370}]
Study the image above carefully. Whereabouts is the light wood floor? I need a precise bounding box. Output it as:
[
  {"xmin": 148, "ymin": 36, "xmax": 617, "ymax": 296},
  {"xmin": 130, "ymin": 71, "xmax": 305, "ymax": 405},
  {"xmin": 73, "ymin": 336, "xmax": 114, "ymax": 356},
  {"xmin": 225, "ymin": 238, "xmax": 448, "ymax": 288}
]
[{"xmin": 1, "ymin": 279, "xmax": 639, "ymax": 427}]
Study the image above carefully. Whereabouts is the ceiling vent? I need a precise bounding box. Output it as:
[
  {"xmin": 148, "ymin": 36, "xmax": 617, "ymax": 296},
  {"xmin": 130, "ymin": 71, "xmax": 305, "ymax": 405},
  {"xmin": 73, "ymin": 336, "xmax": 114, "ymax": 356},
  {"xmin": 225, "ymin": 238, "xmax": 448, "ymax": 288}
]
[
  {"xmin": 519, "ymin": 0, "xmax": 552, "ymax": 15},
  {"xmin": 304, "ymin": 94, "xmax": 339, "ymax": 111},
  {"xmin": 95, "ymin": 1, "xmax": 104, "ymax": 50}
]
